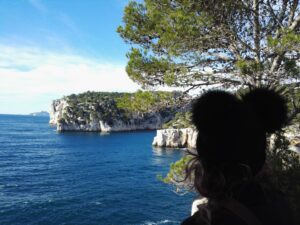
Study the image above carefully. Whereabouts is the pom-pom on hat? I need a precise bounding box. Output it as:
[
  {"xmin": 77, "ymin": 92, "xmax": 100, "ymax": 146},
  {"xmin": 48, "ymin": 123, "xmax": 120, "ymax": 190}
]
[
  {"xmin": 192, "ymin": 87, "xmax": 287, "ymax": 175},
  {"xmin": 241, "ymin": 88, "xmax": 288, "ymax": 133}
]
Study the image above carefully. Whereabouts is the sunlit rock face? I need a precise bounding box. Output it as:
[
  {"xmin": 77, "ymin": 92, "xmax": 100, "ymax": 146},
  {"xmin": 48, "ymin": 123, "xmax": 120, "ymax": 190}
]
[
  {"xmin": 284, "ymin": 124, "xmax": 300, "ymax": 153},
  {"xmin": 152, "ymin": 128, "xmax": 197, "ymax": 149},
  {"xmin": 49, "ymin": 99, "xmax": 68, "ymax": 126}
]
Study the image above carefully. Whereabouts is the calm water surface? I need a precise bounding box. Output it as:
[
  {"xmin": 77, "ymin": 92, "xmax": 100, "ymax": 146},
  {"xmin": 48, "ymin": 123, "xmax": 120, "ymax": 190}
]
[{"xmin": 0, "ymin": 115, "xmax": 194, "ymax": 225}]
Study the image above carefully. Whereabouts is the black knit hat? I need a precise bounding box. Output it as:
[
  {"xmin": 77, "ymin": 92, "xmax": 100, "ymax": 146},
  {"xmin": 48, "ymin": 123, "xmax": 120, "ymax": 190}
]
[{"xmin": 192, "ymin": 88, "xmax": 287, "ymax": 175}]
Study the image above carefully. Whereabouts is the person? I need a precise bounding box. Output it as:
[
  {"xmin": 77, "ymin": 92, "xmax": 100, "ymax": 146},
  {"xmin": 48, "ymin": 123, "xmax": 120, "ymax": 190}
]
[{"xmin": 181, "ymin": 88, "xmax": 295, "ymax": 225}]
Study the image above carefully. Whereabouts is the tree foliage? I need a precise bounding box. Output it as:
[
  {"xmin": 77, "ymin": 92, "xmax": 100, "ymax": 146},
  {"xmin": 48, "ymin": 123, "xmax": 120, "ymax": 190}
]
[
  {"xmin": 118, "ymin": 0, "xmax": 300, "ymax": 119},
  {"xmin": 157, "ymin": 155, "xmax": 194, "ymax": 193},
  {"xmin": 119, "ymin": 0, "xmax": 300, "ymax": 87},
  {"xmin": 162, "ymin": 112, "xmax": 192, "ymax": 129},
  {"xmin": 119, "ymin": 2, "xmax": 300, "ymax": 221},
  {"xmin": 116, "ymin": 90, "xmax": 181, "ymax": 113}
]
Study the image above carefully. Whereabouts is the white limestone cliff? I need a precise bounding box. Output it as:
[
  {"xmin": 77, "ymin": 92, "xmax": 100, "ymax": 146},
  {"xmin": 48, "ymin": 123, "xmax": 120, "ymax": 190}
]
[
  {"xmin": 152, "ymin": 127, "xmax": 300, "ymax": 151},
  {"xmin": 152, "ymin": 128, "xmax": 197, "ymax": 149},
  {"xmin": 49, "ymin": 99, "xmax": 68, "ymax": 126}
]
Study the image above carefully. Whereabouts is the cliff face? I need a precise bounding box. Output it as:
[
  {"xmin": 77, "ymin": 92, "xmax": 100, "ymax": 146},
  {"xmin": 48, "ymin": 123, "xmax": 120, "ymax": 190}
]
[
  {"xmin": 152, "ymin": 128, "xmax": 197, "ymax": 149},
  {"xmin": 49, "ymin": 99, "xmax": 68, "ymax": 126},
  {"xmin": 49, "ymin": 92, "xmax": 177, "ymax": 132},
  {"xmin": 52, "ymin": 110, "xmax": 168, "ymax": 132}
]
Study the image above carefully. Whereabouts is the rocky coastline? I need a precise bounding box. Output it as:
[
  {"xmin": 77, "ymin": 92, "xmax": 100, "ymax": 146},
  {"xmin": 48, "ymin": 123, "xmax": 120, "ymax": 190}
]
[
  {"xmin": 152, "ymin": 128, "xmax": 197, "ymax": 149},
  {"xmin": 49, "ymin": 92, "xmax": 300, "ymax": 152},
  {"xmin": 49, "ymin": 92, "xmax": 178, "ymax": 132},
  {"xmin": 152, "ymin": 126, "xmax": 300, "ymax": 152}
]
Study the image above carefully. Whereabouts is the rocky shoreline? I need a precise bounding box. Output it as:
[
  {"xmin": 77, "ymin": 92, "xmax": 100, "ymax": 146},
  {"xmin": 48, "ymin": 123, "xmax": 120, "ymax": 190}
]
[
  {"xmin": 152, "ymin": 128, "xmax": 197, "ymax": 149},
  {"xmin": 152, "ymin": 127, "xmax": 300, "ymax": 152},
  {"xmin": 49, "ymin": 94, "xmax": 177, "ymax": 132}
]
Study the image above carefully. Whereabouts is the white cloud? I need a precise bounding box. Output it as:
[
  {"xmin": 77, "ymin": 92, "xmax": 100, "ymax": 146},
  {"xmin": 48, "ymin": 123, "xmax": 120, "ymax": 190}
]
[{"xmin": 0, "ymin": 45, "xmax": 140, "ymax": 114}]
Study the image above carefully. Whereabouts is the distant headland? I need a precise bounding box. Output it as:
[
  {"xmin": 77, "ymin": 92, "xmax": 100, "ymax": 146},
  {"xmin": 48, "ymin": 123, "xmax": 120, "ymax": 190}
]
[{"xmin": 29, "ymin": 111, "xmax": 50, "ymax": 117}]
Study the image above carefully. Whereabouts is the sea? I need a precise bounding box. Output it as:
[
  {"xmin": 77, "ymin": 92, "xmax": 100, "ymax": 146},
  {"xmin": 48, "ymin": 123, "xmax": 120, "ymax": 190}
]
[{"xmin": 0, "ymin": 114, "xmax": 195, "ymax": 225}]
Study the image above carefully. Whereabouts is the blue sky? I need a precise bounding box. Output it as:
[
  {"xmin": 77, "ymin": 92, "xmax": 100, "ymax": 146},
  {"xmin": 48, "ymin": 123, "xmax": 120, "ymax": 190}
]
[
  {"xmin": 0, "ymin": 0, "xmax": 130, "ymax": 61},
  {"xmin": 0, "ymin": 0, "xmax": 141, "ymax": 114}
]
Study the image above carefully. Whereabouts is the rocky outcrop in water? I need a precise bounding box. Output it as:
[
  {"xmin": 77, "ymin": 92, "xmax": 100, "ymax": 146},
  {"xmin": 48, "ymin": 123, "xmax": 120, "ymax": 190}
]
[
  {"xmin": 152, "ymin": 128, "xmax": 197, "ymax": 149},
  {"xmin": 49, "ymin": 92, "xmax": 178, "ymax": 132},
  {"xmin": 152, "ymin": 126, "xmax": 300, "ymax": 151}
]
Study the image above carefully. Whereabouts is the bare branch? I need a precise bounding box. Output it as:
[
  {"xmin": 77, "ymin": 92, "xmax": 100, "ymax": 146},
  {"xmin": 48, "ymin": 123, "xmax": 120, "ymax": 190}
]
[
  {"xmin": 266, "ymin": 0, "xmax": 283, "ymax": 28},
  {"xmin": 253, "ymin": 0, "xmax": 261, "ymax": 61},
  {"xmin": 278, "ymin": 0, "xmax": 288, "ymax": 24},
  {"xmin": 290, "ymin": 12, "xmax": 300, "ymax": 30},
  {"xmin": 182, "ymin": 82, "xmax": 218, "ymax": 95},
  {"xmin": 288, "ymin": 0, "xmax": 299, "ymax": 26}
]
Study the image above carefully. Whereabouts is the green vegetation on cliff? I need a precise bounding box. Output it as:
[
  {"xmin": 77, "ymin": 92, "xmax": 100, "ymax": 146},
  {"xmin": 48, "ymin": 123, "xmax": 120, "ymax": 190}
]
[
  {"xmin": 60, "ymin": 91, "xmax": 127, "ymax": 125},
  {"xmin": 162, "ymin": 112, "xmax": 193, "ymax": 129},
  {"xmin": 116, "ymin": 90, "xmax": 180, "ymax": 113}
]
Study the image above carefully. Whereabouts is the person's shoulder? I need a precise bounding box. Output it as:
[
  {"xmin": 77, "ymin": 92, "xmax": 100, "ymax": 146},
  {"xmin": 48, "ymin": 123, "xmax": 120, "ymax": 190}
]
[
  {"xmin": 261, "ymin": 187, "xmax": 295, "ymax": 225},
  {"xmin": 181, "ymin": 211, "xmax": 209, "ymax": 225},
  {"xmin": 181, "ymin": 208, "xmax": 245, "ymax": 225}
]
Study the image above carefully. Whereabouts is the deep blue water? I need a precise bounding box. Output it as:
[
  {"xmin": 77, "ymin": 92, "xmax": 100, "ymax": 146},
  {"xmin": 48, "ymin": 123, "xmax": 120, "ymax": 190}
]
[{"xmin": 0, "ymin": 115, "xmax": 194, "ymax": 225}]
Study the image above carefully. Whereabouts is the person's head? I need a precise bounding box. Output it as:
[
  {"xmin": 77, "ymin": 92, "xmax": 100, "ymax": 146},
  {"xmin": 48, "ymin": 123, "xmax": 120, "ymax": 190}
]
[{"xmin": 188, "ymin": 87, "xmax": 287, "ymax": 199}]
